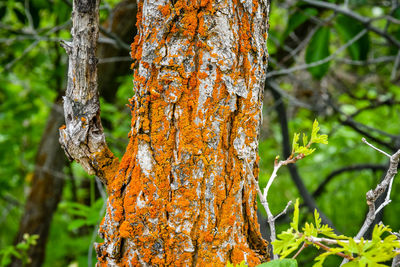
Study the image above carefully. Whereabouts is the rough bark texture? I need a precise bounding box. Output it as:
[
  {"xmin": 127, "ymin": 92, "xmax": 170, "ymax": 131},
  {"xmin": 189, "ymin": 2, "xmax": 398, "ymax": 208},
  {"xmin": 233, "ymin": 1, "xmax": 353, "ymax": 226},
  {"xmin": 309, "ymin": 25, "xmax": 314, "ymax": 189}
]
[
  {"xmin": 10, "ymin": 98, "xmax": 66, "ymax": 267},
  {"xmin": 60, "ymin": 0, "xmax": 119, "ymax": 185},
  {"xmin": 95, "ymin": 0, "xmax": 270, "ymax": 265},
  {"xmin": 11, "ymin": 2, "xmax": 138, "ymax": 266}
]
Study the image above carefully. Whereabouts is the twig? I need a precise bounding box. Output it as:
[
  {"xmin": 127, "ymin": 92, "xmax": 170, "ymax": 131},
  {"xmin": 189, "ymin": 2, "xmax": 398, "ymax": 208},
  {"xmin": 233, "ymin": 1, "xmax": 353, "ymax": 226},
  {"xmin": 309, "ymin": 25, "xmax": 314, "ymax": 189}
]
[
  {"xmin": 340, "ymin": 140, "xmax": 400, "ymax": 266},
  {"xmin": 313, "ymin": 164, "xmax": 387, "ymax": 198},
  {"xmin": 336, "ymin": 56, "xmax": 397, "ymax": 66},
  {"xmin": 355, "ymin": 142, "xmax": 400, "ymax": 239},
  {"xmin": 269, "ymin": 85, "xmax": 337, "ymax": 230},
  {"xmin": 98, "ymin": 56, "xmax": 132, "ymax": 64},
  {"xmin": 303, "ymin": 235, "xmax": 355, "ymax": 260},
  {"xmin": 246, "ymin": 155, "xmax": 302, "ymax": 259},
  {"xmin": 4, "ymin": 40, "xmax": 39, "ymax": 71},
  {"xmin": 266, "ymin": 80, "xmax": 313, "ymax": 109},
  {"xmin": 274, "ymin": 200, "xmax": 293, "ymax": 220},
  {"xmin": 292, "ymin": 242, "xmax": 307, "ymax": 259},
  {"xmin": 300, "ymin": 0, "xmax": 400, "ymax": 48},
  {"xmin": 245, "ymin": 160, "xmax": 290, "ymax": 260},
  {"xmin": 99, "ymin": 25, "xmax": 130, "ymax": 51},
  {"xmin": 362, "ymin": 137, "xmax": 391, "ymax": 158},
  {"xmin": 24, "ymin": 0, "xmax": 36, "ymax": 33},
  {"xmin": 266, "ymin": 29, "xmax": 368, "ymax": 78},
  {"xmin": 391, "ymin": 49, "xmax": 400, "ymax": 81}
]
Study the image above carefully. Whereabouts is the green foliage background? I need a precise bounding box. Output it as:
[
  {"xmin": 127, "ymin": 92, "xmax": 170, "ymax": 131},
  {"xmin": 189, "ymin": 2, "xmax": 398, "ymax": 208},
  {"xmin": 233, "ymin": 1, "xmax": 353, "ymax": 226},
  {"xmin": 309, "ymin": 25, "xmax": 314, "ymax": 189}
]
[{"xmin": 1, "ymin": 0, "xmax": 400, "ymax": 266}]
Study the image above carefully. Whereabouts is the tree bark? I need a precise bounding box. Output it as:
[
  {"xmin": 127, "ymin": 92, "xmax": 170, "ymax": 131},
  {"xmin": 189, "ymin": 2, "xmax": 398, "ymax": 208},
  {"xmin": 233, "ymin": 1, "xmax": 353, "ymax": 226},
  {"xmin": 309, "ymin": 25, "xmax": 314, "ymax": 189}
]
[
  {"xmin": 94, "ymin": 0, "xmax": 271, "ymax": 265},
  {"xmin": 59, "ymin": 0, "xmax": 119, "ymax": 186},
  {"xmin": 11, "ymin": 1, "xmax": 138, "ymax": 266}
]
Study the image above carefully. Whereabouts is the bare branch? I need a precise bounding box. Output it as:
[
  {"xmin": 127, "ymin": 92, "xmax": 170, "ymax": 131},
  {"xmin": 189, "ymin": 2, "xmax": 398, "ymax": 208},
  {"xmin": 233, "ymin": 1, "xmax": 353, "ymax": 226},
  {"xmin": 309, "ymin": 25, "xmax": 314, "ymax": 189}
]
[
  {"xmin": 98, "ymin": 56, "xmax": 131, "ymax": 64},
  {"xmin": 99, "ymin": 25, "xmax": 130, "ymax": 51},
  {"xmin": 336, "ymin": 56, "xmax": 397, "ymax": 66},
  {"xmin": 362, "ymin": 137, "xmax": 391, "ymax": 158},
  {"xmin": 4, "ymin": 40, "xmax": 39, "ymax": 71},
  {"xmin": 59, "ymin": 0, "xmax": 119, "ymax": 186},
  {"xmin": 301, "ymin": 0, "xmax": 400, "ymax": 48},
  {"xmin": 355, "ymin": 145, "xmax": 400, "ymax": 239},
  {"xmin": 313, "ymin": 163, "xmax": 387, "ymax": 198},
  {"xmin": 274, "ymin": 200, "xmax": 293, "ymax": 220},
  {"xmin": 391, "ymin": 50, "xmax": 400, "ymax": 81},
  {"xmin": 266, "ymin": 29, "xmax": 368, "ymax": 78}
]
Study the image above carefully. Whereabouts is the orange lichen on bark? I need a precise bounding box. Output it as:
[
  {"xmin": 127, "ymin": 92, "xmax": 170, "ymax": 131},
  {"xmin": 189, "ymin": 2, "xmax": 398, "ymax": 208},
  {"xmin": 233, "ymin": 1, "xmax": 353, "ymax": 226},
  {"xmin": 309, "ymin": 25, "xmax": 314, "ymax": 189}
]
[
  {"xmin": 91, "ymin": 147, "xmax": 119, "ymax": 186},
  {"xmin": 158, "ymin": 4, "xmax": 171, "ymax": 17},
  {"xmin": 96, "ymin": 0, "xmax": 269, "ymax": 266}
]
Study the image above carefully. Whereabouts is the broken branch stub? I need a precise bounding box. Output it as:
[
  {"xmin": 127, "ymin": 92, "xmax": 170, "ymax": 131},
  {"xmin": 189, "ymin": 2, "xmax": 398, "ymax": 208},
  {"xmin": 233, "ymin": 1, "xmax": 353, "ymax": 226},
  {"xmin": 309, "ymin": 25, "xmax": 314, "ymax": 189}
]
[{"xmin": 59, "ymin": 0, "xmax": 119, "ymax": 186}]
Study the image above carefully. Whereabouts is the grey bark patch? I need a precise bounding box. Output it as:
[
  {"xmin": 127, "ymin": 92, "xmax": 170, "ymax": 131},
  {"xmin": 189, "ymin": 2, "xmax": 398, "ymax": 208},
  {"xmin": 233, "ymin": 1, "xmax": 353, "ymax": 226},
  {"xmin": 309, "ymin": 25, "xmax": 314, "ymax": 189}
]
[
  {"xmin": 222, "ymin": 75, "xmax": 248, "ymax": 98},
  {"xmin": 74, "ymin": 0, "xmax": 96, "ymax": 13}
]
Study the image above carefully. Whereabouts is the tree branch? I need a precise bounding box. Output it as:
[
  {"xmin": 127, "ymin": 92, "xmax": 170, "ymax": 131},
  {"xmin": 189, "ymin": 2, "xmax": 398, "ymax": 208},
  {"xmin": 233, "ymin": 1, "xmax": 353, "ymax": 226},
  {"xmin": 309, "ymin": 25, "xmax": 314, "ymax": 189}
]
[
  {"xmin": 312, "ymin": 164, "xmax": 387, "ymax": 198},
  {"xmin": 355, "ymin": 143, "xmax": 400, "ymax": 239},
  {"xmin": 59, "ymin": 0, "xmax": 119, "ymax": 186},
  {"xmin": 300, "ymin": 0, "xmax": 400, "ymax": 49},
  {"xmin": 268, "ymin": 83, "xmax": 337, "ymax": 231}
]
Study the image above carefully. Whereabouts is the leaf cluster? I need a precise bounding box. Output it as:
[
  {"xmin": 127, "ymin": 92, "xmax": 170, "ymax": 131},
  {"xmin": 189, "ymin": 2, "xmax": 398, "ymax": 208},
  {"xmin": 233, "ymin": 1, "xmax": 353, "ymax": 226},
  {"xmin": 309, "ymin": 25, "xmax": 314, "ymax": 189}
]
[
  {"xmin": 272, "ymin": 200, "xmax": 400, "ymax": 267},
  {"xmin": 0, "ymin": 234, "xmax": 38, "ymax": 266},
  {"xmin": 59, "ymin": 198, "xmax": 105, "ymax": 231},
  {"xmin": 227, "ymin": 258, "xmax": 298, "ymax": 267},
  {"xmin": 291, "ymin": 120, "xmax": 328, "ymax": 157}
]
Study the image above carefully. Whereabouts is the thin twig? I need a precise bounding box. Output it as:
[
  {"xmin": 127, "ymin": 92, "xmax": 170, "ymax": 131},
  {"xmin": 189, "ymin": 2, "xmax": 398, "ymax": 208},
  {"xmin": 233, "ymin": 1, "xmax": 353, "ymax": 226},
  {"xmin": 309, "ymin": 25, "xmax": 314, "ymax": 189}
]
[
  {"xmin": 292, "ymin": 242, "xmax": 307, "ymax": 259},
  {"xmin": 362, "ymin": 137, "xmax": 391, "ymax": 158},
  {"xmin": 274, "ymin": 200, "xmax": 293, "ymax": 220},
  {"xmin": 391, "ymin": 49, "xmax": 400, "ymax": 81},
  {"xmin": 304, "ymin": 236, "xmax": 355, "ymax": 261},
  {"xmin": 355, "ymin": 145, "xmax": 400, "ymax": 239},
  {"xmin": 4, "ymin": 40, "xmax": 39, "ymax": 71},
  {"xmin": 98, "ymin": 56, "xmax": 132, "ymax": 64},
  {"xmin": 266, "ymin": 29, "xmax": 368, "ymax": 78},
  {"xmin": 301, "ymin": 0, "xmax": 400, "ymax": 48}
]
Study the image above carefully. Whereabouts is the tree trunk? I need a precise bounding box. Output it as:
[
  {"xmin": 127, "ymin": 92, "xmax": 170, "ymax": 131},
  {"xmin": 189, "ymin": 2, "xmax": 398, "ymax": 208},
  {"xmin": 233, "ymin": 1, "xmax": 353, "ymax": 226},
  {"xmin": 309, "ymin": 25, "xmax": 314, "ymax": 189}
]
[
  {"xmin": 11, "ymin": 97, "xmax": 66, "ymax": 267},
  {"xmin": 95, "ymin": 0, "xmax": 271, "ymax": 265},
  {"xmin": 11, "ymin": 1, "xmax": 138, "ymax": 266}
]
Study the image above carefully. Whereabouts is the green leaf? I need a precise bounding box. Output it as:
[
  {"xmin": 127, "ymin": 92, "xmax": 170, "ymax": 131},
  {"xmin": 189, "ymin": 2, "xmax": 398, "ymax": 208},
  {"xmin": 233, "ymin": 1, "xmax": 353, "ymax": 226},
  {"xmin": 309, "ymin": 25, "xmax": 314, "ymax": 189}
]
[
  {"xmin": 272, "ymin": 233, "xmax": 304, "ymax": 258},
  {"xmin": 226, "ymin": 260, "xmax": 248, "ymax": 267},
  {"xmin": 311, "ymin": 120, "xmax": 320, "ymax": 141},
  {"xmin": 292, "ymin": 133, "xmax": 300, "ymax": 154},
  {"xmin": 305, "ymin": 27, "xmax": 331, "ymax": 79},
  {"xmin": 341, "ymin": 262, "xmax": 359, "ymax": 267},
  {"xmin": 68, "ymin": 219, "xmax": 87, "ymax": 231},
  {"xmin": 303, "ymin": 222, "xmax": 317, "ymax": 238},
  {"xmin": 302, "ymin": 134, "xmax": 308, "ymax": 147},
  {"xmin": 294, "ymin": 146, "xmax": 315, "ymax": 156},
  {"xmin": 291, "ymin": 199, "xmax": 299, "ymax": 232},
  {"xmin": 257, "ymin": 258, "xmax": 298, "ymax": 267},
  {"xmin": 335, "ymin": 15, "xmax": 369, "ymax": 60},
  {"xmin": 314, "ymin": 209, "xmax": 321, "ymax": 229},
  {"xmin": 310, "ymin": 120, "xmax": 328, "ymax": 145}
]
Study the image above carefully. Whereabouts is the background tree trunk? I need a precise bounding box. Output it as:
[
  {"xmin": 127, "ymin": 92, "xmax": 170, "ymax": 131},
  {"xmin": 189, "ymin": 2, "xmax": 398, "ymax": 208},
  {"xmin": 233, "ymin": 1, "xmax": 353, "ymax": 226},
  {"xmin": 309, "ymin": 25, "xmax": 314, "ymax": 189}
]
[
  {"xmin": 96, "ymin": 0, "xmax": 270, "ymax": 265},
  {"xmin": 10, "ymin": 97, "xmax": 66, "ymax": 267}
]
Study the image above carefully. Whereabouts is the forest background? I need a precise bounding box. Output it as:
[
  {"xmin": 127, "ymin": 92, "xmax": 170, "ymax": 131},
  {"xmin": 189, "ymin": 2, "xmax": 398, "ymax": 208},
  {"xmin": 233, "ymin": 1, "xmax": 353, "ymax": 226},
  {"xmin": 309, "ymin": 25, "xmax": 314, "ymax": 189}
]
[{"xmin": 1, "ymin": 0, "xmax": 400, "ymax": 266}]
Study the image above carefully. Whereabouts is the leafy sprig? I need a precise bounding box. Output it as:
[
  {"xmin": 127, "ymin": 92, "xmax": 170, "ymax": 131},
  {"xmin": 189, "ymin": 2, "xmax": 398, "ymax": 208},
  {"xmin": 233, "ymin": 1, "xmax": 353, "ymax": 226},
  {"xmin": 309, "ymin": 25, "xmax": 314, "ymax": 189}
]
[
  {"xmin": 272, "ymin": 200, "xmax": 400, "ymax": 266},
  {"xmin": 291, "ymin": 119, "xmax": 328, "ymax": 157}
]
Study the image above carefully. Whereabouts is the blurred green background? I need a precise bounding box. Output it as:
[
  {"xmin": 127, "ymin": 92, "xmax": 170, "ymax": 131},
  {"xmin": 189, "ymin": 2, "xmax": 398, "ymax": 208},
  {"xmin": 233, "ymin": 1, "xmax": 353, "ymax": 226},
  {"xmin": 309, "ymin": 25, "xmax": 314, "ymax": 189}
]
[{"xmin": 1, "ymin": 0, "xmax": 400, "ymax": 266}]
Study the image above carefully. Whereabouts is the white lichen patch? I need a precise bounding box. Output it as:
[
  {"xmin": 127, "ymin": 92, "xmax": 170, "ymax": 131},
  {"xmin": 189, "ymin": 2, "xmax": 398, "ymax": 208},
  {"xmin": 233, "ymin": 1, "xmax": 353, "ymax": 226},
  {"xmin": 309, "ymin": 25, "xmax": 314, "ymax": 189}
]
[{"xmin": 137, "ymin": 141, "xmax": 154, "ymax": 176}]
